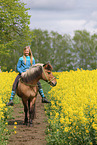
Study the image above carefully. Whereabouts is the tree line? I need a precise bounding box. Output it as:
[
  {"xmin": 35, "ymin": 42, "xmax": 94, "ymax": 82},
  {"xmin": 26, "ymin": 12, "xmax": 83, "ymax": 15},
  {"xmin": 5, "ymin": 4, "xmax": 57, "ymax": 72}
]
[
  {"xmin": 31, "ymin": 29, "xmax": 97, "ymax": 71},
  {"xmin": 1, "ymin": 0, "xmax": 97, "ymax": 72}
]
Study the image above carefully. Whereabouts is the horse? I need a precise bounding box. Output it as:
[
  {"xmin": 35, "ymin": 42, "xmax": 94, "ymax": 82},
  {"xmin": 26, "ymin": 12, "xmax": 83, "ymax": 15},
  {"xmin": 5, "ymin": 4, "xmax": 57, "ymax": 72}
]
[{"xmin": 16, "ymin": 62, "xmax": 57, "ymax": 126}]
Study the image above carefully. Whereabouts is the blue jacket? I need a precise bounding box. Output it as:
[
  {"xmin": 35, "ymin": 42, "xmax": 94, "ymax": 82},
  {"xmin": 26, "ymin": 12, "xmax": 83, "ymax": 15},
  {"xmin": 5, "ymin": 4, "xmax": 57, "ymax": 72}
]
[{"xmin": 17, "ymin": 56, "xmax": 35, "ymax": 74}]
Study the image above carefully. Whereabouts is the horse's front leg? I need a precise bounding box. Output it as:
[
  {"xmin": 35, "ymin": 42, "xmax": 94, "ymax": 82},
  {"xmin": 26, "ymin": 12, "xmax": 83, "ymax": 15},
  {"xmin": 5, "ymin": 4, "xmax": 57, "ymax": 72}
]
[
  {"xmin": 22, "ymin": 99, "xmax": 28, "ymax": 125},
  {"xmin": 28, "ymin": 97, "xmax": 36, "ymax": 126}
]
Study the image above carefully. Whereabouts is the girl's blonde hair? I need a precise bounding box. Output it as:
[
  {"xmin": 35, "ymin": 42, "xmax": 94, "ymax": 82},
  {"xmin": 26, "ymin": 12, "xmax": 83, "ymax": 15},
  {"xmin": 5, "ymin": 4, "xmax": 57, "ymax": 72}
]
[{"xmin": 23, "ymin": 46, "xmax": 33, "ymax": 65}]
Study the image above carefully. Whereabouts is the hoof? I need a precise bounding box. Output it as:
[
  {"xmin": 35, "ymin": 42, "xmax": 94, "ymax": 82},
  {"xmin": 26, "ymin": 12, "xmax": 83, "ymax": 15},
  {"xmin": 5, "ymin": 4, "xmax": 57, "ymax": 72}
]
[
  {"xmin": 29, "ymin": 120, "xmax": 33, "ymax": 127},
  {"xmin": 29, "ymin": 123, "xmax": 33, "ymax": 127}
]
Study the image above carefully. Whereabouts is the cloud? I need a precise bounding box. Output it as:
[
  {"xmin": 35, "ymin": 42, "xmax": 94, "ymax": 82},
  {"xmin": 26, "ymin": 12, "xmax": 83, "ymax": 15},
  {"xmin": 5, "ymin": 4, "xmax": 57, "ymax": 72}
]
[
  {"xmin": 21, "ymin": 0, "xmax": 97, "ymax": 11},
  {"xmin": 28, "ymin": 9, "xmax": 86, "ymax": 35},
  {"xmin": 21, "ymin": 0, "xmax": 77, "ymax": 10},
  {"xmin": 20, "ymin": 0, "xmax": 97, "ymax": 36},
  {"xmin": 90, "ymin": 11, "xmax": 97, "ymax": 20}
]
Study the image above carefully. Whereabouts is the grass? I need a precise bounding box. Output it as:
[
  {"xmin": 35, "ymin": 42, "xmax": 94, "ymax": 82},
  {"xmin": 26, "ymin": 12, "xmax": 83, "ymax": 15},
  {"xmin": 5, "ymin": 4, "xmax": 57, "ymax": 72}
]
[{"xmin": 39, "ymin": 80, "xmax": 52, "ymax": 97}]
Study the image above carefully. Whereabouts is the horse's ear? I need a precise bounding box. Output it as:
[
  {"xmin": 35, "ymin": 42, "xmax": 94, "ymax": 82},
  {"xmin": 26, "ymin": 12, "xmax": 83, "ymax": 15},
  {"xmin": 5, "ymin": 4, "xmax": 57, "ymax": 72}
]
[{"xmin": 43, "ymin": 63, "xmax": 53, "ymax": 71}]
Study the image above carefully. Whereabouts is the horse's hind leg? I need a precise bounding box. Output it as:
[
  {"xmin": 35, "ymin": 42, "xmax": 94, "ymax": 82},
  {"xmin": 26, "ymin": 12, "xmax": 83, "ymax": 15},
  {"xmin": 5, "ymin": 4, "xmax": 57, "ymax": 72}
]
[
  {"xmin": 22, "ymin": 99, "xmax": 28, "ymax": 125},
  {"xmin": 28, "ymin": 98, "xmax": 36, "ymax": 126}
]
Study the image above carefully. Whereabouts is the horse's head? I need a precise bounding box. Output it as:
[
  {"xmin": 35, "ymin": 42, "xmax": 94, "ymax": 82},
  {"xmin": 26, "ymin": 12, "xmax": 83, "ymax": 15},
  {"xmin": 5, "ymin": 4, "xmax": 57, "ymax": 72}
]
[{"xmin": 42, "ymin": 63, "xmax": 57, "ymax": 87}]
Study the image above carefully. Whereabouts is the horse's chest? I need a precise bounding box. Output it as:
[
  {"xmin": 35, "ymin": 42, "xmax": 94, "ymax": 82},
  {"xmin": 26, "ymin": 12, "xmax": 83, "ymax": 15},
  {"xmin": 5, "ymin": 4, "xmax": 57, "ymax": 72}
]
[
  {"xmin": 29, "ymin": 87, "xmax": 38, "ymax": 97},
  {"xmin": 17, "ymin": 83, "xmax": 38, "ymax": 98}
]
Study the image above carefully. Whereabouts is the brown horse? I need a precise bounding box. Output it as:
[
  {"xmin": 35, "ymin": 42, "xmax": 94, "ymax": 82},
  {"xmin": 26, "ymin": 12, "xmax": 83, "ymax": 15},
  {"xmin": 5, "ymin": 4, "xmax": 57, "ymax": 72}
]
[{"xmin": 16, "ymin": 63, "xmax": 57, "ymax": 126}]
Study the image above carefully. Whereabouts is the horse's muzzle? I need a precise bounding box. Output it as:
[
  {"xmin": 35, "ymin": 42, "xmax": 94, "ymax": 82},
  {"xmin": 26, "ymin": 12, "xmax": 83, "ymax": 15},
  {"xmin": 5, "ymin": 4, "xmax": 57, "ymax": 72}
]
[{"xmin": 51, "ymin": 82, "xmax": 57, "ymax": 87}]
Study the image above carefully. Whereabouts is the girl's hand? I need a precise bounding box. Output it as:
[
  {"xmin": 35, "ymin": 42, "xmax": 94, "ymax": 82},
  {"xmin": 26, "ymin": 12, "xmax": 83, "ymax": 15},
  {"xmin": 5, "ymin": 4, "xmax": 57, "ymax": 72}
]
[{"xmin": 21, "ymin": 72, "xmax": 25, "ymax": 77}]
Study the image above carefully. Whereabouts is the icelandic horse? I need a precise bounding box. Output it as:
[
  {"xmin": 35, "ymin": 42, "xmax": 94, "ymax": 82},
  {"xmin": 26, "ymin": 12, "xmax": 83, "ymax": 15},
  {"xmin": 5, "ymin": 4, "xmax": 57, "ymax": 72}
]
[{"xmin": 16, "ymin": 63, "xmax": 57, "ymax": 126}]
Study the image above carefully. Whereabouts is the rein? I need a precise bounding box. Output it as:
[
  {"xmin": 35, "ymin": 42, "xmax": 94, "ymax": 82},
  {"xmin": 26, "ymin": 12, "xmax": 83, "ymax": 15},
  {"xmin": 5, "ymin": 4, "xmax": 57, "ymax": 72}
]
[{"xmin": 19, "ymin": 78, "xmax": 37, "ymax": 87}]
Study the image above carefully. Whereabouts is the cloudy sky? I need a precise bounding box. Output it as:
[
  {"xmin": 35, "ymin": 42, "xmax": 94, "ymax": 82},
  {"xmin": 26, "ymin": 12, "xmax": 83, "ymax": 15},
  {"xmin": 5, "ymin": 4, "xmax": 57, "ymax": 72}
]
[{"xmin": 21, "ymin": 0, "xmax": 97, "ymax": 36}]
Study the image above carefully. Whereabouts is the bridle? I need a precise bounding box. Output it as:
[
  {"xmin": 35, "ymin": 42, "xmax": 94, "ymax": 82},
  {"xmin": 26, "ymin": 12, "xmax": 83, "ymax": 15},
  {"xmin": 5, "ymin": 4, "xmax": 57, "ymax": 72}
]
[{"xmin": 42, "ymin": 66, "xmax": 55, "ymax": 84}]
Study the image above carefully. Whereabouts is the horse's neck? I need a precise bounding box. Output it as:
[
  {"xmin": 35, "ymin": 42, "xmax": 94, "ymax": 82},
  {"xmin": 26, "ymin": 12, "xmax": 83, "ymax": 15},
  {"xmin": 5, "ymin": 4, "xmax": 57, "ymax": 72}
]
[
  {"xmin": 22, "ymin": 67, "xmax": 42, "ymax": 84},
  {"xmin": 30, "ymin": 76, "xmax": 41, "ymax": 85}
]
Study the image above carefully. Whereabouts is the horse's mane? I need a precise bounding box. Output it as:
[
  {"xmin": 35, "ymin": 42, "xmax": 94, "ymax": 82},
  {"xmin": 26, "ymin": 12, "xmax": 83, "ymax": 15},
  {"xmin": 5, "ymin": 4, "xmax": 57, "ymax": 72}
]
[{"xmin": 21, "ymin": 63, "xmax": 43, "ymax": 83}]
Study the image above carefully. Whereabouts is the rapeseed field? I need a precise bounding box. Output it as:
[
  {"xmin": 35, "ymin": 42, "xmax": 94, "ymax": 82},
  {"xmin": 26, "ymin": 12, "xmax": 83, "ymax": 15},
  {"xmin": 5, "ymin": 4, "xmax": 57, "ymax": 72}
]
[
  {"xmin": 0, "ymin": 71, "xmax": 17, "ymax": 144},
  {"xmin": 0, "ymin": 70, "xmax": 97, "ymax": 144},
  {"xmin": 45, "ymin": 69, "xmax": 97, "ymax": 145}
]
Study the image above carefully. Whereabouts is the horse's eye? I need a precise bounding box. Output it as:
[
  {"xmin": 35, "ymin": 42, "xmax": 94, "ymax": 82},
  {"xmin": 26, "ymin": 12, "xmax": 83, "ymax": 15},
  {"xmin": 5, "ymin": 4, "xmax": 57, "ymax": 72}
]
[{"xmin": 48, "ymin": 72, "xmax": 51, "ymax": 74}]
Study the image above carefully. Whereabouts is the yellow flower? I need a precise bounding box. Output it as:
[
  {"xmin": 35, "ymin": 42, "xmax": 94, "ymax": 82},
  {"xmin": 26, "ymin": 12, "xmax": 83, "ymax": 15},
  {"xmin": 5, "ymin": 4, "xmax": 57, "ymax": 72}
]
[
  {"xmin": 5, "ymin": 122, "xmax": 8, "ymax": 125},
  {"xmin": 14, "ymin": 131, "xmax": 17, "ymax": 134},
  {"xmin": 14, "ymin": 126, "xmax": 17, "ymax": 129},
  {"xmin": 0, "ymin": 71, "xmax": 18, "ymax": 120},
  {"xmin": 86, "ymin": 130, "xmax": 89, "ymax": 133},
  {"xmin": 64, "ymin": 127, "xmax": 69, "ymax": 132},
  {"xmin": 46, "ymin": 69, "xmax": 97, "ymax": 141},
  {"xmin": 14, "ymin": 122, "xmax": 17, "ymax": 125}
]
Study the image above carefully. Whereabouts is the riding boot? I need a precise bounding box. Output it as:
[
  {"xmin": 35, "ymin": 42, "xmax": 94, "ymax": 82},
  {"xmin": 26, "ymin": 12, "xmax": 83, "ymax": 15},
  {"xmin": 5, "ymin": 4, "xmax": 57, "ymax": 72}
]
[
  {"xmin": 6, "ymin": 91, "xmax": 15, "ymax": 106},
  {"xmin": 39, "ymin": 88, "xmax": 51, "ymax": 103}
]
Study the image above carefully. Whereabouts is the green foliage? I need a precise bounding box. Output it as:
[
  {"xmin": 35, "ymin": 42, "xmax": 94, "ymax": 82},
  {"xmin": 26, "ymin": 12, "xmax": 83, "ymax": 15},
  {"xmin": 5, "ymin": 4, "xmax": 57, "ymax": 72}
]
[
  {"xmin": 0, "ymin": 95, "xmax": 21, "ymax": 145},
  {"xmin": 0, "ymin": 0, "xmax": 34, "ymax": 71},
  {"xmin": 73, "ymin": 30, "xmax": 97, "ymax": 70},
  {"xmin": 31, "ymin": 29, "xmax": 73, "ymax": 71},
  {"xmin": 31, "ymin": 29, "xmax": 97, "ymax": 71},
  {"xmin": 0, "ymin": 120, "xmax": 10, "ymax": 145},
  {"xmin": 1, "ymin": 0, "xmax": 97, "ymax": 71},
  {"xmin": 50, "ymin": 31, "xmax": 73, "ymax": 71},
  {"xmin": 39, "ymin": 80, "xmax": 52, "ymax": 96},
  {"xmin": 0, "ymin": 106, "xmax": 14, "ymax": 145},
  {"xmin": 31, "ymin": 29, "xmax": 52, "ymax": 64}
]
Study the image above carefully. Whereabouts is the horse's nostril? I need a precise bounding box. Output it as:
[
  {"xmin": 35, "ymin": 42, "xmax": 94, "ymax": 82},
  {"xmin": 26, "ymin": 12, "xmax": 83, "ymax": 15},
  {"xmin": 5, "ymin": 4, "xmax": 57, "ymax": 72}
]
[
  {"xmin": 55, "ymin": 82, "xmax": 57, "ymax": 86},
  {"xmin": 52, "ymin": 82, "xmax": 57, "ymax": 86}
]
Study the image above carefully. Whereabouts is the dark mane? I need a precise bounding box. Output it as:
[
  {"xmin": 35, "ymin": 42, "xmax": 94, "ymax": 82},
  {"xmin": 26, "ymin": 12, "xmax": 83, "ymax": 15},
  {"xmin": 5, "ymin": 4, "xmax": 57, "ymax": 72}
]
[{"xmin": 21, "ymin": 64, "xmax": 43, "ymax": 83}]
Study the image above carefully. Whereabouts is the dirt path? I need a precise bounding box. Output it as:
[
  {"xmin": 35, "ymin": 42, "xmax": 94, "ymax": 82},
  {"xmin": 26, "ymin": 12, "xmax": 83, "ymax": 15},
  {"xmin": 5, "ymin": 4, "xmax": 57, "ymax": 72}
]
[{"xmin": 8, "ymin": 95, "xmax": 48, "ymax": 145}]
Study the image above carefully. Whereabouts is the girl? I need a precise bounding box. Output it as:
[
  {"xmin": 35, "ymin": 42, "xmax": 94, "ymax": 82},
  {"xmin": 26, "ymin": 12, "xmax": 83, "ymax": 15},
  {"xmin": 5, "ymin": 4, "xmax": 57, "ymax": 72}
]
[{"xmin": 7, "ymin": 46, "xmax": 50, "ymax": 106}]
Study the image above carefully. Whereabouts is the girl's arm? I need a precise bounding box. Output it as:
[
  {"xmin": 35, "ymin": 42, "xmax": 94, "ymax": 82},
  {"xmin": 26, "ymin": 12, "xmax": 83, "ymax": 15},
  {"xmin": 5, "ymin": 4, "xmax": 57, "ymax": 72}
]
[
  {"xmin": 33, "ymin": 57, "xmax": 35, "ymax": 65},
  {"xmin": 16, "ymin": 58, "xmax": 23, "ymax": 74}
]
